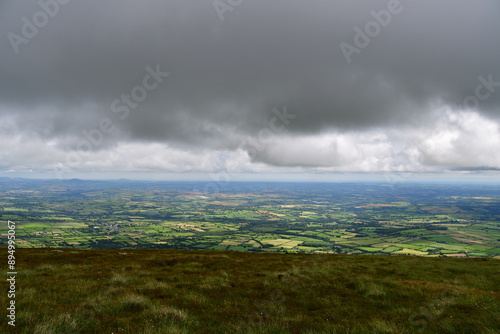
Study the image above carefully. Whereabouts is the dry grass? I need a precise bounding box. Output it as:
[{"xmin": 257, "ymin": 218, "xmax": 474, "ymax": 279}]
[{"xmin": 1, "ymin": 248, "xmax": 498, "ymax": 333}]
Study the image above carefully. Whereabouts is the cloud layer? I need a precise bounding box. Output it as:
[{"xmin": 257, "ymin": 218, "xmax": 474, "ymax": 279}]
[{"xmin": 1, "ymin": 0, "xmax": 499, "ymax": 178}]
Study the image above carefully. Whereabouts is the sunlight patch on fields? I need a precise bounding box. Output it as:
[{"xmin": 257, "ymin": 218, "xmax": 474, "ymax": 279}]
[
  {"xmin": 340, "ymin": 233, "xmax": 358, "ymax": 239},
  {"xmin": 220, "ymin": 240, "xmax": 242, "ymax": 246},
  {"xmin": 262, "ymin": 238, "xmax": 303, "ymax": 248},
  {"xmin": 393, "ymin": 248, "xmax": 428, "ymax": 256},
  {"xmin": 57, "ymin": 223, "xmax": 88, "ymax": 228}
]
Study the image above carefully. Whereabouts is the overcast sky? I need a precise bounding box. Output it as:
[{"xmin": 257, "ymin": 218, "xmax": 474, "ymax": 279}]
[{"xmin": 1, "ymin": 0, "xmax": 500, "ymax": 181}]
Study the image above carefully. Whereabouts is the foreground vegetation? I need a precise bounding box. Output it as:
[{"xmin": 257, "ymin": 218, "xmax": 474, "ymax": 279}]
[{"xmin": 1, "ymin": 248, "xmax": 498, "ymax": 333}]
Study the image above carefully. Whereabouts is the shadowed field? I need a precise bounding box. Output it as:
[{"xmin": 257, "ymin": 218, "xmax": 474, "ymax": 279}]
[{"xmin": 1, "ymin": 248, "xmax": 499, "ymax": 333}]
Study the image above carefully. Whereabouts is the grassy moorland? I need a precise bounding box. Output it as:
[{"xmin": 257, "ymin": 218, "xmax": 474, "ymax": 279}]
[{"xmin": 1, "ymin": 248, "xmax": 498, "ymax": 333}]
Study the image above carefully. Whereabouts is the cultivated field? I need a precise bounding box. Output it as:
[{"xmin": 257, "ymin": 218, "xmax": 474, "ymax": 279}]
[{"xmin": 1, "ymin": 180, "xmax": 499, "ymax": 258}]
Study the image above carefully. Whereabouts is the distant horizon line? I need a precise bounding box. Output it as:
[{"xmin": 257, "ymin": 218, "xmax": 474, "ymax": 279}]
[{"xmin": 1, "ymin": 174, "xmax": 500, "ymax": 185}]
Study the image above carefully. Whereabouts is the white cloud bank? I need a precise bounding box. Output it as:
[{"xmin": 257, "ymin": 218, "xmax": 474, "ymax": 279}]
[{"xmin": 2, "ymin": 108, "xmax": 500, "ymax": 180}]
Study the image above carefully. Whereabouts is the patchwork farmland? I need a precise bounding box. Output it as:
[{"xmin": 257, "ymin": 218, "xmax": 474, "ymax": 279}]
[{"xmin": 1, "ymin": 179, "xmax": 499, "ymax": 258}]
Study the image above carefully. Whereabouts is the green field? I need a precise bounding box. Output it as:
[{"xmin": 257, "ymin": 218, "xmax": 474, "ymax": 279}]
[{"xmin": 0, "ymin": 180, "xmax": 499, "ymax": 258}]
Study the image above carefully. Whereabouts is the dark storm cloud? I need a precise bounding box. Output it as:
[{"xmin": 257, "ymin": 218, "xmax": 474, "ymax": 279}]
[{"xmin": 0, "ymin": 0, "xmax": 499, "ymax": 171}]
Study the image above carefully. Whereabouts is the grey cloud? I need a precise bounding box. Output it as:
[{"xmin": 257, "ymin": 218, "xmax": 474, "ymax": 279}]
[{"xmin": 1, "ymin": 0, "xmax": 499, "ymax": 171}]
